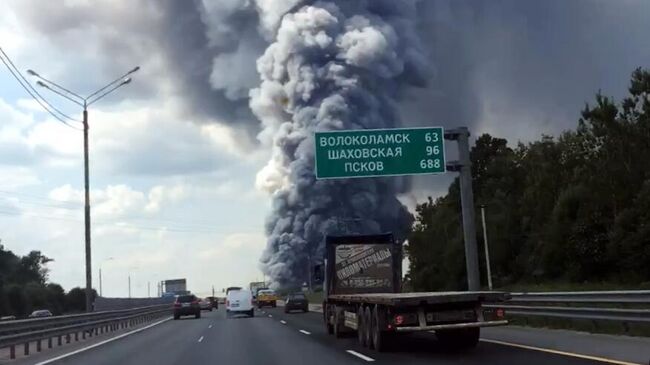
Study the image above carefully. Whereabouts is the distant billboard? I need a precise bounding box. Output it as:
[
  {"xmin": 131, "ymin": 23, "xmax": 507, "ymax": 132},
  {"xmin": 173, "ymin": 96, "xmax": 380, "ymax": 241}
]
[{"xmin": 164, "ymin": 279, "xmax": 187, "ymax": 294}]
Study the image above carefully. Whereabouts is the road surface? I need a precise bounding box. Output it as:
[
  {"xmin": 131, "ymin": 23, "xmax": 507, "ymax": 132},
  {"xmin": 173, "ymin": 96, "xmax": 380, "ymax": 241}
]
[{"xmin": 14, "ymin": 307, "xmax": 647, "ymax": 365}]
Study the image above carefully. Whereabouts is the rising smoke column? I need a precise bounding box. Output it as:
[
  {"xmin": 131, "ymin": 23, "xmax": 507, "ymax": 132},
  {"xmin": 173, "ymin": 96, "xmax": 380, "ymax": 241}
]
[{"xmin": 250, "ymin": 1, "xmax": 428, "ymax": 287}]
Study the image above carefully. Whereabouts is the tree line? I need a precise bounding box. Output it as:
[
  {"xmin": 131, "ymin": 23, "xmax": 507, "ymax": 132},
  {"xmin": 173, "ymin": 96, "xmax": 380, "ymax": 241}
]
[
  {"xmin": 406, "ymin": 68, "xmax": 650, "ymax": 291},
  {"xmin": 0, "ymin": 243, "xmax": 95, "ymax": 318}
]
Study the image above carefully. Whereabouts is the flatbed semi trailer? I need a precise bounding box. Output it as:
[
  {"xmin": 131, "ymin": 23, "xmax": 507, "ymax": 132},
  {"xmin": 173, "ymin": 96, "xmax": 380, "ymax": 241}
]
[{"xmin": 322, "ymin": 233, "xmax": 508, "ymax": 352}]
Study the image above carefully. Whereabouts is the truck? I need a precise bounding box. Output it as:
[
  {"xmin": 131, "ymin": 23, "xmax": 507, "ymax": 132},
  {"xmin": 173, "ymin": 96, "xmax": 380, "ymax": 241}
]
[
  {"xmin": 249, "ymin": 282, "xmax": 268, "ymax": 298},
  {"xmin": 256, "ymin": 289, "xmax": 279, "ymax": 308},
  {"xmin": 321, "ymin": 233, "xmax": 509, "ymax": 352}
]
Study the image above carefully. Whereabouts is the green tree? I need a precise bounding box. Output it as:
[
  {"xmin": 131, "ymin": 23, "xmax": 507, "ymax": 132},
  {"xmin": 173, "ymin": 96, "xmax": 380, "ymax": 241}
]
[{"xmin": 406, "ymin": 68, "xmax": 650, "ymax": 290}]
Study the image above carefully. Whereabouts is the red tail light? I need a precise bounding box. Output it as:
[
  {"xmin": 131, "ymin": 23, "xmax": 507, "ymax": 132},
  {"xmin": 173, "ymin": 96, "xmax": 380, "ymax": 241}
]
[
  {"xmin": 174, "ymin": 303, "xmax": 181, "ymax": 308},
  {"xmin": 191, "ymin": 300, "xmax": 199, "ymax": 305},
  {"xmin": 496, "ymin": 308, "xmax": 505, "ymax": 319},
  {"xmin": 394, "ymin": 315, "xmax": 405, "ymax": 325}
]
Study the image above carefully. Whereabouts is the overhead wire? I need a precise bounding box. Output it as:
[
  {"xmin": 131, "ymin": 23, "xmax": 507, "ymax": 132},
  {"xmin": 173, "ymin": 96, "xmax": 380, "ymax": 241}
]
[
  {"xmin": 0, "ymin": 189, "xmax": 233, "ymax": 227},
  {"xmin": 0, "ymin": 197, "xmax": 234, "ymax": 234},
  {"xmin": 0, "ymin": 47, "xmax": 82, "ymax": 131}
]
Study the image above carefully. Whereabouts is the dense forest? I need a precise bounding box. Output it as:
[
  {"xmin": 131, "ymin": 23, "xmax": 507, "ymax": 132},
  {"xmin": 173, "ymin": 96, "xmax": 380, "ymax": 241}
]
[
  {"xmin": 0, "ymin": 243, "xmax": 95, "ymax": 317},
  {"xmin": 406, "ymin": 68, "xmax": 650, "ymax": 291}
]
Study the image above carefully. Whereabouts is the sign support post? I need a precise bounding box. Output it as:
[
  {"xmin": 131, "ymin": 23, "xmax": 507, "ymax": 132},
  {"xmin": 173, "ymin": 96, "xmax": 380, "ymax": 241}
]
[{"xmin": 445, "ymin": 127, "xmax": 480, "ymax": 291}]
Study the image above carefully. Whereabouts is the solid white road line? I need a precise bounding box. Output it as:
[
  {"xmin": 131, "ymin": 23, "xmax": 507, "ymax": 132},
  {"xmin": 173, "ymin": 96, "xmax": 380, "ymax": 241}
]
[
  {"xmin": 34, "ymin": 317, "xmax": 172, "ymax": 365},
  {"xmin": 280, "ymin": 320, "xmax": 287, "ymax": 324},
  {"xmin": 299, "ymin": 330, "xmax": 311, "ymax": 335},
  {"xmin": 198, "ymin": 336, "xmax": 204, "ymax": 343},
  {"xmin": 208, "ymin": 324, "xmax": 212, "ymax": 329},
  {"xmin": 346, "ymin": 350, "xmax": 375, "ymax": 362},
  {"xmin": 480, "ymin": 339, "xmax": 641, "ymax": 365}
]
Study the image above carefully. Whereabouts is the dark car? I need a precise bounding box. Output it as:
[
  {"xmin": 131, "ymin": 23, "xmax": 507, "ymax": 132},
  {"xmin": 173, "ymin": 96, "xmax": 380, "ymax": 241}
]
[
  {"xmin": 173, "ymin": 294, "xmax": 201, "ymax": 320},
  {"xmin": 284, "ymin": 292, "xmax": 308, "ymax": 313},
  {"xmin": 206, "ymin": 296, "xmax": 219, "ymax": 309}
]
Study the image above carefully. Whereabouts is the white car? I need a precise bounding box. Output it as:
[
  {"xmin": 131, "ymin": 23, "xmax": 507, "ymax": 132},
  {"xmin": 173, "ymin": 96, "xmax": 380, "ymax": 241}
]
[
  {"xmin": 226, "ymin": 289, "xmax": 254, "ymax": 317},
  {"xmin": 29, "ymin": 310, "xmax": 53, "ymax": 318},
  {"xmin": 199, "ymin": 298, "xmax": 212, "ymax": 311}
]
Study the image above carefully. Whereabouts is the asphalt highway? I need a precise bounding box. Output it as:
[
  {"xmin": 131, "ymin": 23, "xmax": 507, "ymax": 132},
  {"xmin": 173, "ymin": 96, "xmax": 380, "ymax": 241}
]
[{"xmin": 18, "ymin": 307, "xmax": 646, "ymax": 365}]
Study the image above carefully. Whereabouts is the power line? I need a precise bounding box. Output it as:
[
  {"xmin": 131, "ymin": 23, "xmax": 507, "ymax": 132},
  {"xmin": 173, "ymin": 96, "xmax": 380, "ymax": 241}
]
[
  {"xmin": 0, "ymin": 193, "xmax": 228, "ymax": 229},
  {"xmin": 0, "ymin": 47, "xmax": 82, "ymax": 123},
  {"xmin": 0, "ymin": 47, "xmax": 82, "ymax": 131},
  {"xmin": 0, "ymin": 189, "xmax": 232, "ymax": 227},
  {"xmin": 0, "ymin": 207, "xmax": 238, "ymax": 234},
  {"xmin": 0, "ymin": 189, "xmax": 81, "ymax": 207}
]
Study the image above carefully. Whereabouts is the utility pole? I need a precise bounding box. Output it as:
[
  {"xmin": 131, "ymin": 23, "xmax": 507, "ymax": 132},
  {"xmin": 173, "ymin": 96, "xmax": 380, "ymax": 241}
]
[
  {"xmin": 480, "ymin": 205, "xmax": 493, "ymax": 290},
  {"xmin": 445, "ymin": 127, "xmax": 480, "ymax": 291},
  {"xmin": 212, "ymin": 285, "xmax": 215, "ymax": 298},
  {"xmin": 83, "ymin": 107, "xmax": 92, "ymax": 310},
  {"xmin": 307, "ymin": 253, "xmax": 313, "ymax": 292},
  {"xmin": 98, "ymin": 257, "xmax": 113, "ymax": 299},
  {"xmin": 128, "ymin": 275, "xmax": 131, "ymax": 298},
  {"xmin": 28, "ymin": 67, "xmax": 139, "ymax": 311},
  {"xmin": 99, "ymin": 267, "xmax": 102, "ymax": 297}
]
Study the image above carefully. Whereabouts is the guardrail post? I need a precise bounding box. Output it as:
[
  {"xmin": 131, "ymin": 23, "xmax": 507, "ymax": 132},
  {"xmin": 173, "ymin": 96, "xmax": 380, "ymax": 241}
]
[
  {"xmin": 58, "ymin": 335, "xmax": 62, "ymax": 346},
  {"xmin": 37, "ymin": 339, "xmax": 42, "ymax": 352},
  {"xmin": 82, "ymin": 330, "xmax": 86, "ymax": 339},
  {"xmin": 10, "ymin": 345, "xmax": 15, "ymax": 359},
  {"xmin": 48, "ymin": 337, "xmax": 52, "ymax": 348},
  {"xmin": 24, "ymin": 342, "xmax": 29, "ymax": 356},
  {"xmin": 66, "ymin": 333, "xmax": 71, "ymax": 343},
  {"xmin": 75, "ymin": 332, "xmax": 79, "ymax": 341},
  {"xmin": 623, "ymin": 321, "xmax": 630, "ymax": 334}
]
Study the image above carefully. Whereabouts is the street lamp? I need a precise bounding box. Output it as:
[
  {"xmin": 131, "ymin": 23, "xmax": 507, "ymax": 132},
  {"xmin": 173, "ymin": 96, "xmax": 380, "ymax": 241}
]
[
  {"xmin": 479, "ymin": 204, "xmax": 493, "ymax": 290},
  {"xmin": 28, "ymin": 67, "xmax": 139, "ymax": 312},
  {"xmin": 98, "ymin": 257, "xmax": 114, "ymax": 297},
  {"xmin": 128, "ymin": 266, "xmax": 139, "ymax": 299}
]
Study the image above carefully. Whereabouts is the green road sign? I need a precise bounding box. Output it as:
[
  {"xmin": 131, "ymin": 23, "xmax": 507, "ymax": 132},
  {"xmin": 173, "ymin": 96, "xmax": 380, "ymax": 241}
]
[{"xmin": 314, "ymin": 127, "xmax": 446, "ymax": 179}]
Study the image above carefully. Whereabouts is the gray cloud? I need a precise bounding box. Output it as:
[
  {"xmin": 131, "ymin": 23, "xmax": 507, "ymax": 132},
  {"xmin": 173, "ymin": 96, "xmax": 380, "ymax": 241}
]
[
  {"xmin": 8, "ymin": 0, "xmax": 265, "ymax": 137},
  {"xmin": 400, "ymin": 0, "xmax": 650, "ymax": 195},
  {"xmin": 402, "ymin": 0, "xmax": 650, "ymax": 141}
]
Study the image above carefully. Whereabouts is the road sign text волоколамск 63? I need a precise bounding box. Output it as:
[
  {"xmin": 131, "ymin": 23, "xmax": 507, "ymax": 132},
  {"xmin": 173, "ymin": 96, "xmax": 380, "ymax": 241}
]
[{"xmin": 314, "ymin": 127, "xmax": 446, "ymax": 179}]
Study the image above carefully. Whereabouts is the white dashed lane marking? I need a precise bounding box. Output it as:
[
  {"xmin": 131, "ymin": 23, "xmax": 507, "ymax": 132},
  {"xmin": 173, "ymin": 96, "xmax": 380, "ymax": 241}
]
[{"xmin": 346, "ymin": 350, "xmax": 375, "ymax": 362}]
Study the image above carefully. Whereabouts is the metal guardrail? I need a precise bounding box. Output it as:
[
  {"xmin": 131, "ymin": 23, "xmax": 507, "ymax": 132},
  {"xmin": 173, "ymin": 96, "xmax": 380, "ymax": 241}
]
[
  {"xmin": 0, "ymin": 304, "xmax": 169, "ymax": 336},
  {"xmin": 484, "ymin": 290, "xmax": 650, "ymax": 325},
  {"xmin": 0, "ymin": 304, "xmax": 171, "ymax": 359},
  {"xmin": 508, "ymin": 290, "xmax": 650, "ymax": 304}
]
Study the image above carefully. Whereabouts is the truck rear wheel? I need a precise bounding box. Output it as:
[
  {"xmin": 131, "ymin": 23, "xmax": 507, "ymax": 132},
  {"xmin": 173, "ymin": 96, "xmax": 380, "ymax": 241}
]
[
  {"xmin": 324, "ymin": 304, "xmax": 334, "ymax": 334},
  {"xmin": 363, "ymin": 307, "xmax": 372, "ymax": 348},
  {"xmin": 436, "ymin": 327, "xmax": 480, "ymax": 349},
  {"xmin": 334, "ymin": 307, "xmax": 344, "ymax": 338},
  {"xmin": 371, "ymin": 306, "xmax": 389, "ymax": 352},
  {"xmin": 357, "ymin": 307, "xmax": 366, "ymax": 346}
]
